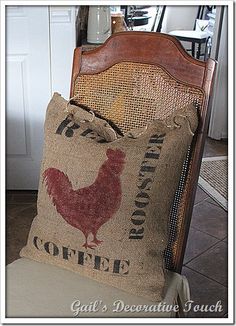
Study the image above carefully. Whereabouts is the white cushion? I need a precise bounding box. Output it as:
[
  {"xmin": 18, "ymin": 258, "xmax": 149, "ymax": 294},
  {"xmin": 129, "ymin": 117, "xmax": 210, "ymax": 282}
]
[{"xmin": 6, "ymin": 258, "xmax": 190, "ymax": 318}]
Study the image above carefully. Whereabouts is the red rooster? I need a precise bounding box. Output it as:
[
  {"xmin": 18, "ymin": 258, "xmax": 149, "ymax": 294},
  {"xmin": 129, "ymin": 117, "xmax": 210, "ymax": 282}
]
[{"xmin": 43, "ymin": 148, "xmax": 125, "ymax": 249}]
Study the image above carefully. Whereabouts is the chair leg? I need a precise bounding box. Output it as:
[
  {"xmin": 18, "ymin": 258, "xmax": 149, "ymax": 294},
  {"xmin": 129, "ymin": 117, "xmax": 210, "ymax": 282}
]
[
  {"xmin": 191, "ymin": 42, "xmax": 195, "ymax": 57},
  {"xmin": 204, "ymin": 36, "xmax": 212, "ymax": 61},
  {"xmin": 196, "ymin": 43, "xmax": 201, "ymax": 59}
]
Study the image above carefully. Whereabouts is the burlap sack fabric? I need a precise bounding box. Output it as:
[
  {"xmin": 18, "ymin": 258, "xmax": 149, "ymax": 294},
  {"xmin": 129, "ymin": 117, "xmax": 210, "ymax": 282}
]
[{"xmin": 20, "ymin": 93, "xmax": 198, "ymax": 302}]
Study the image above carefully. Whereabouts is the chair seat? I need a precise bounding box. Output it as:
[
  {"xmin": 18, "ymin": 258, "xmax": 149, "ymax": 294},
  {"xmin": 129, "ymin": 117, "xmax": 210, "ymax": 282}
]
[
  {"xmin": 169, "ymin": 30, "xmax": 209, "ymax": 40},
  {"xmin": 6, "ymin": 258, "xmax": 190, "ymax": 318}
]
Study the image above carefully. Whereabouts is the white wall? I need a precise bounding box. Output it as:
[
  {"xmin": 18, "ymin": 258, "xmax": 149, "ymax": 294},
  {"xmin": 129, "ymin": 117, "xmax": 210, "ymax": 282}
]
[{"xmin": 208, "ymin": 7, "xmax": 228, "ymax": 139}]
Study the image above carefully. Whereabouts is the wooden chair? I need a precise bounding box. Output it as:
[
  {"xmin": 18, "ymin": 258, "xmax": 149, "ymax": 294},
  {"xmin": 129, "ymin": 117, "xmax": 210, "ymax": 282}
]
[
  {"xmin": 70, "ymin": 31, "xmax": 216, "ymax": 274},
  {"xmin": 6, "ymin": 32, "xmax": 216, "ymax": 318}
]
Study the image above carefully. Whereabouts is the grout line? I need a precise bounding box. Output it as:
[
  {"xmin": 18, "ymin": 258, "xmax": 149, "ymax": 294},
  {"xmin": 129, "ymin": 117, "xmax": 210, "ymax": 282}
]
[
  {"xmin": 193, "ymin": 194, "xmax": 226, "ymax": 209},
  {"xmin": 6, "ymin": 203, "xmax": 37, "ymax": 219},
  {"xmin": 190, "ymin": 225, "xmax": 227, "ymax": 241},
  {"xmin": 205, "ymin": 197, "xmax": 225, "ymax": 209},
  {"xmin": 183, "ymin": 238, "xmax": 222, "ymax": 265},
  {"xmin": 193, "ymin": 196, "xmax": 212, "ymax": 207},
  {"xmin": 183, "ymin": 265, "xmax": 228, "ymax": 288},
  {"xmin": 6, "ymin": 201, "xmax": 37, "ymax": 206}
]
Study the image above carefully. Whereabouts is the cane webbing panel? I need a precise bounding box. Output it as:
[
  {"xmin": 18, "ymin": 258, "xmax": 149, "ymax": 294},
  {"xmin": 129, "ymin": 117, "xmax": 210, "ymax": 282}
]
[
  {"xmin": 73, "ymin": 62, "xmax": 203, "ymax": 134},
  {"xmin": 164, "ymin": 148, "xmax": 191, "ymax": 270},
  {"xmin": 72, "ymin": 61, "xmax": 204, "ymax": 270}
]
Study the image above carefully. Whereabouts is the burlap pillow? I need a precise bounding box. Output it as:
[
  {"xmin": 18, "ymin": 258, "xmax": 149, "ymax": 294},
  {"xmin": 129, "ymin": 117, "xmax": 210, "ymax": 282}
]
[{"xmin": 20, "ymin": 93, "xmax": 198, "ymax": 302}]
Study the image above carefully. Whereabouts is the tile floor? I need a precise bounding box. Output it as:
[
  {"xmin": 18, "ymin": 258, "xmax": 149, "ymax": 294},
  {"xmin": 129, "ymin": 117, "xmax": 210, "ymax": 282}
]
[
  {"xmin": 6, "ymin": 137, "xmax": 228, "ymax": 318},
  {"xmin": 182, "ymin": 137, "xmax": 228, "ymax": 318}
]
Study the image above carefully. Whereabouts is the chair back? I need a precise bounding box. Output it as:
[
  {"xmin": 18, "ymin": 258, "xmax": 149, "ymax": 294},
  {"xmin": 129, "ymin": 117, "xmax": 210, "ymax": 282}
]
[{"xmin": 70, "ymin": 32, "xmax": 216, "ymax": 272}]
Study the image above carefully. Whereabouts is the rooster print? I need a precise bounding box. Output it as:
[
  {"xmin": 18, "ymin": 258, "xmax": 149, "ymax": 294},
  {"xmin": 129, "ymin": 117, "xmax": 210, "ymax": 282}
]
[{"xmin": 43, "ymin": 149, "xmax": 125, "ymax": 249}]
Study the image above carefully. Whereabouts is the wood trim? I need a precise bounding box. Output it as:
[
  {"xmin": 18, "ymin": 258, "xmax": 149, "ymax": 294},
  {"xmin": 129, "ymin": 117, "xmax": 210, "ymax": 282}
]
[
  {"xmin": 199, "ymin": 59, "xmax": 217, "ymax": 133},
  {"xmin": 70, "ymin": 47, "xmax": 82, "ymax": 97},
  {"xmin": 70, "ymin": 32, "xmax": 207, "ymax": 91},
  {"xmin": 175, "ymin": 59, "xmax": 217, "ymax": 272},
  {"xmin": 202, "ymin": 59, "xmax": 217, "ymax": 97}
]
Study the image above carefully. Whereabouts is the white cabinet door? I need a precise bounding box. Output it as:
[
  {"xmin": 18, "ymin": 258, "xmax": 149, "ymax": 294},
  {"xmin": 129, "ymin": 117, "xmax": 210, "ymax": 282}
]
[
  {"xmin": 49, "ymin": 6, "xmax": 76, "ymax": 98},
  {"xmin": 6, "ymin": 6, "xmax": 51, "ymax": 189},
  {"xmin": 6, "ymin": 6, "xmax": 76, "ymax": 189}
]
